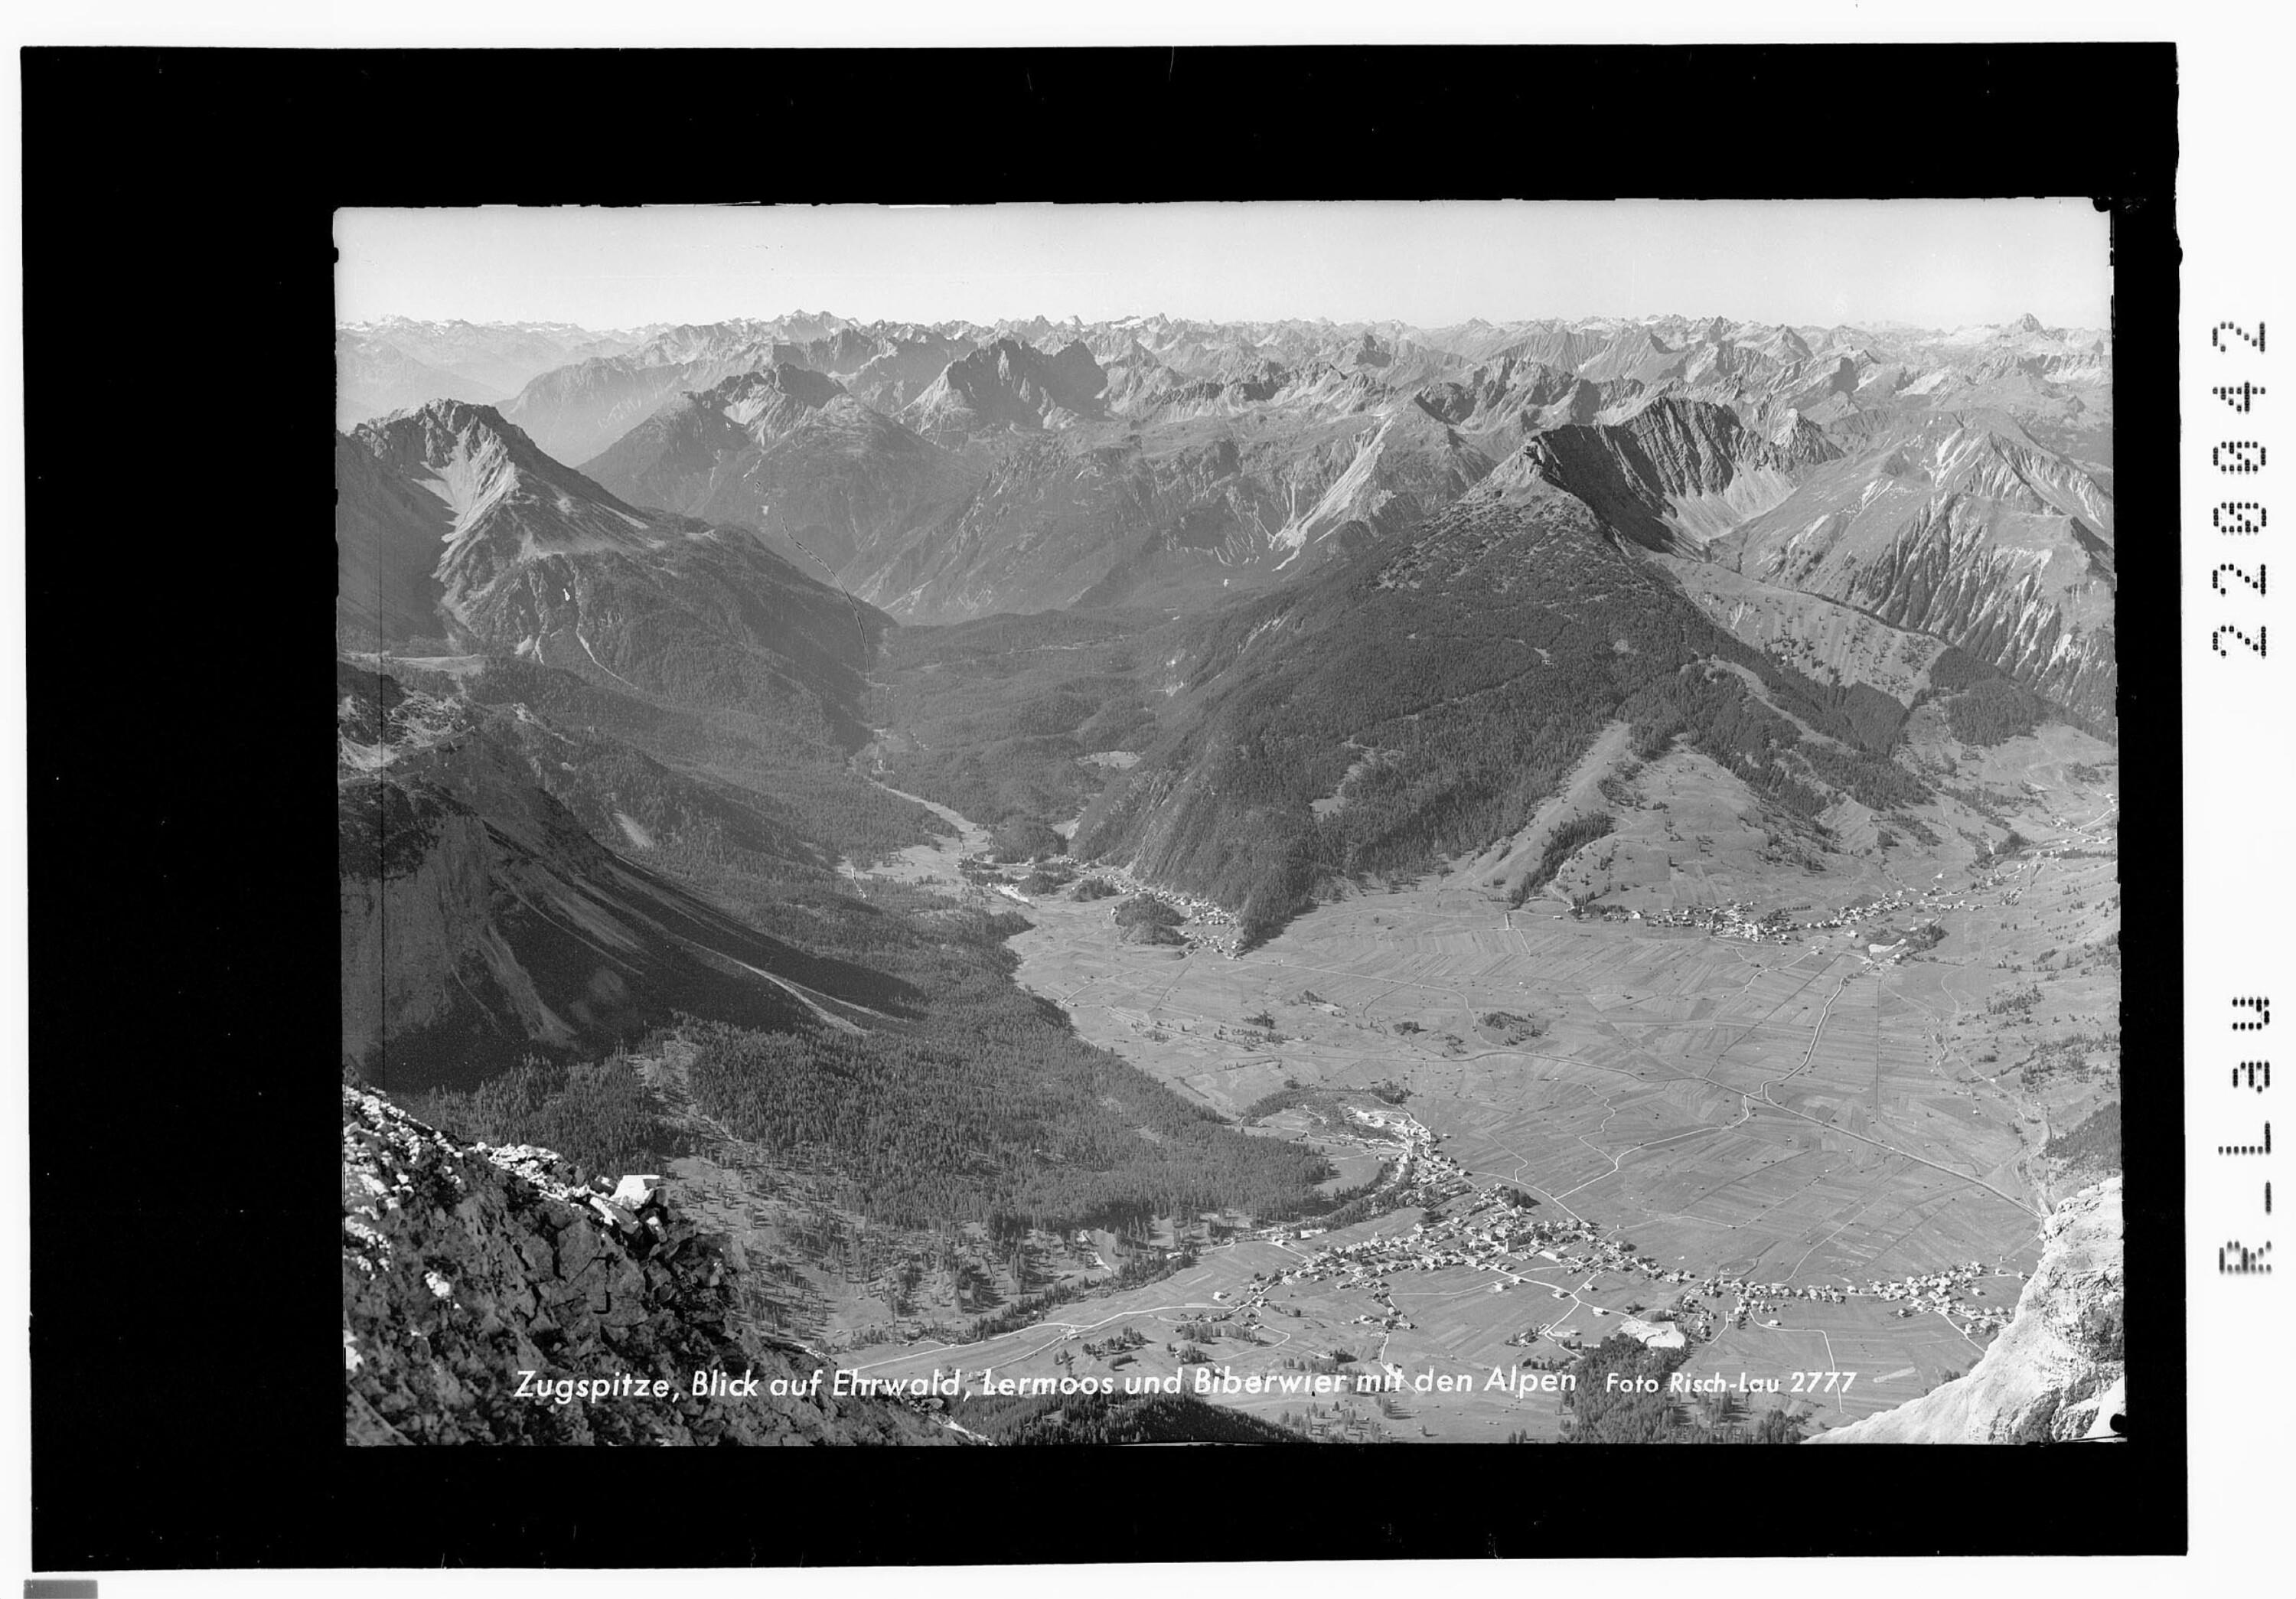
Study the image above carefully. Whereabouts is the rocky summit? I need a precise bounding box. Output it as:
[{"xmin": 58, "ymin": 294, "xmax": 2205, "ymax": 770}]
[{"xmin": 343, "ymin": 1087, "xmax": 949, "ymax": 1445}]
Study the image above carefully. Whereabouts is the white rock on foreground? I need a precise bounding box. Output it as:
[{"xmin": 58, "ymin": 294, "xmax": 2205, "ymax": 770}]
[{"xmin": 1808, "ymin": 1176, "xmax": 2122, "ymax": 1444}]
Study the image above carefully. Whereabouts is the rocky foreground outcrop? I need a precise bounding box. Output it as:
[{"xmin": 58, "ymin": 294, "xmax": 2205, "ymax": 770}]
[
  {"xmin": 342, "ymin": 1088, "xmax": 947, "ymax": 1445},
  {"xmin": 1809, "ymin": 1178, "xmax": 2123, "ymax": 1444}
]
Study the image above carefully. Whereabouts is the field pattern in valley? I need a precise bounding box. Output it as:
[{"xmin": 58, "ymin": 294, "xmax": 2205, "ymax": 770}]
[{"xmin": 857, "ymin": 739, "xmax": 2116, "ymax": 1437}]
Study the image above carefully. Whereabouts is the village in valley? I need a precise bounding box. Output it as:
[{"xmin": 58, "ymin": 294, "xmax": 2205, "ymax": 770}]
[
  {"xmin": 1244, "ymin": 1118, "xmax": 2023, "ymax": 1346},
  {"xmin": 792, "ymin": 727, "xmax": 2118, "ymax": 1440}
]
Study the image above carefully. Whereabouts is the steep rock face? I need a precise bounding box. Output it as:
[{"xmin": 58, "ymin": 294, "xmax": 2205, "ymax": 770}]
[
  {"xmin": 580, "ymin": 367, "xmax": 982, "ymax": 580},
  {"xmin": 713, "ymin": 360, "xmax": 847, "ymax": 438},
  {"xmin": 1576, "ymin": 326, "xmax": 1694, "ymax": 386},
  {"xmin": 1411, "ymin": 357, "xmax": 1640, "ymax": 445},
  {"xmin": 1810, "ymin": 1179, "xmax": 2124, "ymax": 1444},
  {"xmin": 1112, "ymin": 357, "xmax": 1394, "ymax": 429},
  {"xmin": 353, "ymin": 400, "xmax": 666, "ymax": 618},
  {"xmin": 1743, "ymin": 323, "xmax": 1814, "ymax": 364},
  {"xmin": 848, "ymin": 429, "xmax": 1270, "ymax": 618},
  {"xmin": 569, "ymin": 384, "xmax": 756, "ymax": 505},
  {"xmin": 338, "ymin": 665, "xmax": 883, "ymax": 1088},
  {"xmin": 853, "ymin": 406, "xmax": 1494, "ymax": 622},
  {"xmin": 1518, "ymin": 396, "xmax": 1838, "ymax": 552},
  {"xmin": 831, "ymin": 328, "xmax": 979, "ymax": 412},
  {"xmin": 904, "ymin": 338, "xmax": 1109, "ymax": 439},
  {"xmin": 1716, "ymin": 412, "xmax": 2116, "ymax": 726},
  {"xmin": 1110, "ymin": 354, "xmax": 1310, "ymax": 421},
  {"xmin": 1257, "ymin": 408, "xmax": 1497, "ymax": 566},
  {"xmin": 1472, "ymin": 322, "xmax": 1606, "ymax": 371},
  {"xmin": 343, "ymin": 1088, "xmax": 948, "ymax": 1444},
  {"xmin": 1840, "ymin": 498, "xmax": 2115, "ymax": 723},
  {"xmin": 572, "ymin": 375, "xmax": 1499, "ymax": 624},
  {"xmin": 339, "ymin": 401, "xmax": 885, "ymax": 750},
  {"xmin": 335, "ymin": 430, "xmax": 455, "ymax": 648}
]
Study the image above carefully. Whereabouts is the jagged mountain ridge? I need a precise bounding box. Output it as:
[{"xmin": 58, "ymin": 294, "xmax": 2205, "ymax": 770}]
[
  {"xmin": 581, "ymin": 370, "xmax": 1505, "ymax": 623},
  {"xmin": 1492, "ymin": 396, "xmax": 2113, "ymax": 725},
  {"xmin": 338, "ymin": 400, "xmax": 886, "ymax": 753},
  {"xmin": 1411, "ymin": 357, "xmax": 1642, "ymax": 444},
  {"xmin": 1516, "ymin": 395, "xmax": 1842, "ymax": 553},
  {"xmin": 880, "ymin": 405, "xmax": 1499, "ymax": 619},
  {"xmin": 904, "ymin": 338, "xmax": 1110, "ymax": 439},
  {"xmin": 1710, "ymin": 410, "xmax": 2115, "ymax": 726},
  {"xmin": 489, "ymin": 308, "xmax": 2106, "ymax": 460},
  {"xmin": 578, "ymin": 364, "xmax": 981, "ymax": 585},
  {"xmin": 475, "ymin": 311, "xmax": 2112, "ymax": 707},
  {"xmin": 501, "ymin": 318, "xmax": 978, "ymax": 465}
]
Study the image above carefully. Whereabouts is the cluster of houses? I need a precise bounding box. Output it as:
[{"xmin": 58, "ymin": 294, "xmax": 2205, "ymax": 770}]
[
  {"xmin": 1643, "ymin": 890, "xmax": 1921, "ymax": 944},
  {"xmin": 1253, "ymin": 1127, "xmax": 1691, "ymax": 1340},
  {"xmin": 1642, "ymin": 901, "xmax": 1802, "ymax": 943},
  {"xmin": 1233, "ymin": 1118, "xmax": 2026, "ymax": 1354},
  {"xmin": 1635, "ymin": 878, "xmax": 1994, "ymax": 953},
  {"xmin": 1663, "ymin": 1258, "xmax": 2023, "ymax": 1337},
  {"xmin": 956, "ymin": 850, "xmax": 1251, "ymax": 956},
  {"xmin": 1856, "ymin": 1262, "xmax": 2023, "ymax": 1335}
]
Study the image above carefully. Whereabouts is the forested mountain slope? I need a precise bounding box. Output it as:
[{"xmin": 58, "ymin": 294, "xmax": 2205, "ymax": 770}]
[
  {"xmin": 338, "ymin": 664, "xmax": 901, "ymax": 1089},
  {"xmin": 1065, "ymin": 471, "xmax": 1929, "ymax": 941}
]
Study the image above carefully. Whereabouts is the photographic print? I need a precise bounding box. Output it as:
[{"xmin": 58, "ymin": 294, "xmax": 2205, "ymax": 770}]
[{"xmin": 335, "ymin": 200, "xmax": 2123, "ymax": 1451}]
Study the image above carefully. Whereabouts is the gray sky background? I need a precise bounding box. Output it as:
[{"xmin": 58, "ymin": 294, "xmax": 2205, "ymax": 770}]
[{"xmin": 336, "ymin": 201, "xmax": 2112, "ymax": 331}]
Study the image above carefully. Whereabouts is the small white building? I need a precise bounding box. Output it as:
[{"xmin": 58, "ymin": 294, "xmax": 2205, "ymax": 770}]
[{"xmin": 1614, "ymin": 1317, "xmax": 1687, "ymax": 1351}]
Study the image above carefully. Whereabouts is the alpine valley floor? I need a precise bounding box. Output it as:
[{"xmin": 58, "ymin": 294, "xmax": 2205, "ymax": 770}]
[{"xmin": 846, "ymin": 723, "xmax": 2120, "ymax": 1440}]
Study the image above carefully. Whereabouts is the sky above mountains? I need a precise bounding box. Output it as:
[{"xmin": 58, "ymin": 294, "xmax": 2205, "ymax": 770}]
[{"xmin": 335, "ymin": 200, "xmax": 2111, "ymax": 334}]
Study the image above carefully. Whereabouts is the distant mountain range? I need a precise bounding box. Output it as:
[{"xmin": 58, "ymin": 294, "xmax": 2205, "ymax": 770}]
[
  {"xmin": 336, "ymin": 312, "xmax": 2106, "ymax": 700},
  {"xmin": 337, "ymin": 304, "xmax": 2112, "ymax": 1054},
  {"xmin": 336, "ymin": 318, "xmax": 647, "ymax": 430},
  {"xmin": 344, "ymin": 309, "xmax": 2108, "ymax": 465}
]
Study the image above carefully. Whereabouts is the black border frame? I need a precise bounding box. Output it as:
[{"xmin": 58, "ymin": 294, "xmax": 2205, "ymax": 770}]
[{"xmin": 22, "ymin": 43, "xmax": 2180, "ymax": 1568}]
